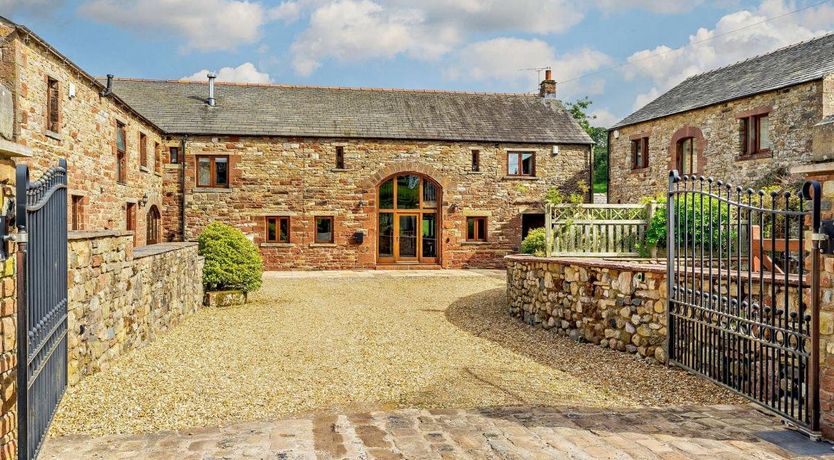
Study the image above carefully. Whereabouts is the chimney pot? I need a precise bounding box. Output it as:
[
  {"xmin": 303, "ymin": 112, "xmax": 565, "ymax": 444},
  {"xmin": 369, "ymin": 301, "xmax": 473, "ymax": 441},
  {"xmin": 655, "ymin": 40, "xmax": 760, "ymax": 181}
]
[
  {"xmin": 207, "ymin": 72, "xmax": 217, "ymax": 107},
  {"xmin": 539, "ymin": 69, "xmax": 556, "ymax": 98}
]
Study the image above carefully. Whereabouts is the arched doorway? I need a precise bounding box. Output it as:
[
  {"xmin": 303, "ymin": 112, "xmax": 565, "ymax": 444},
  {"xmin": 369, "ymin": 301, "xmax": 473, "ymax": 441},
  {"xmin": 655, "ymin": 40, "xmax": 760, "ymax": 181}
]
[
  {"xmin": 146, "ymin": 205, "xmax": 161, "ymax": 245},
  {"xmin": 377, "ymin": 173, "xmax": 441, "ymax": 265}
]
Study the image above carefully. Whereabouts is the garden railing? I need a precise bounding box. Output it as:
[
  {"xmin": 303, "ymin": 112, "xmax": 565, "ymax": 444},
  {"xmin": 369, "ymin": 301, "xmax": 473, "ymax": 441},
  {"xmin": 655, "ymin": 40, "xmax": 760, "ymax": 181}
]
[{"xmin": 544, "ymin": 202, "xmax": 657, "ymax": 257}]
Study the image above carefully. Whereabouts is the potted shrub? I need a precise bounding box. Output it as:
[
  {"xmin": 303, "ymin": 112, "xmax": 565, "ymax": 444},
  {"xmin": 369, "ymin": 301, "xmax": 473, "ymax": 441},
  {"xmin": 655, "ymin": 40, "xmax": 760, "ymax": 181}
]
[{"xmin": 198, "ymin": 222, "xmax": 264, "ymax": 307}]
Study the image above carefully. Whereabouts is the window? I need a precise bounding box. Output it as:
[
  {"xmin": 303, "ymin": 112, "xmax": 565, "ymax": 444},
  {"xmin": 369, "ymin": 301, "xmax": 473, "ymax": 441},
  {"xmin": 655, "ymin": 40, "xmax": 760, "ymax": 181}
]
[
  {"xmin": 315, "ymin": 216, "xmax": 334, "ymax": 243},
  {"xmin": 471, "ymin": 150, "xmax": 480, "ymax": 172},
  {"xmin": 146, "ymin": 205, "xmax": 161, "ymax": 245},
  {"xmin": 266, "ymin": 216, "xmax": 290, "ymax": 243},
  {"xmin": 116, "ymin": 121, "xmax": 127, "ymax": 183},
  {"xmin": 71, "ymin": 195, "xmax": 85, "ymax": 231},
  {"xmin": 154, "ymin": 142, "xmax": 161, "ymax": 173},
  {"xmin": 507, "ymin": 151, "xmax": 535, "ymax": 176},
  {"xmin": 677, "ymin": 137, "xmax": 695, "ymax": 175},
  {"xmin": 631, "ymin": 137, "xmax": 649, "ymax": 169},
  {"xmin": 196, "ymin": 155, "xmax": 229, "ymax": 188},
  {"xmin": 47, "ymin": 77, "xmax": 60, "ymax": 133},
  {"xmin": 126, "ymin": 202, "xmax": 137, "ymax": 245},
  {"xmin": 466, "ymin": 217, "xmax": 487, "ymax": 242},
  {"xmin": 740, "ymin": 113, "xmax": 771, "ymax": 156},
  {"xmin": 169, "ymin": 146, "xmax": 180, "ymax": 164},
  {"xmin": 335, "ymin": 146, "xmax": 345, "ymax": 169},
  {"xmin": 139, "ymin": 132, "xmax": 148, "ymax": 167}
]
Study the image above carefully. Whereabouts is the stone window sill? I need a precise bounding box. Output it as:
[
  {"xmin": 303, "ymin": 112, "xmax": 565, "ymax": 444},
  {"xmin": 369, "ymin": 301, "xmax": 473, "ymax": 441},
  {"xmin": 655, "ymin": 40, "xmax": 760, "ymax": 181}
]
[
  {"xmin": 466, "ymin": 171, "xmax": 484, "ymax": 175},
  {"xmin": 193, "ymin": 187, "xmax": 233, "ymax": 193},
  {"xmin": 261, "ymin": 242, "xmax": 294, "ymax": 248},
  {"xmin": 310, "ymin": 243, "xmax": 337, "ymax": 248},
  {"xmin": 330, "ymin": 168, "xmax": 350, "ymax": 172},
  {"xmin": 501, "ymin": 175, "xmax": 539, "ymax": 181},
  {"xmin": 140, "ymin": 166, "xmax": 150, "ymax": 173},
  {"xmin": 164, "ymin": 164, "xmax": 181, "ymax": 169},
  {"xmin": 461, "ymin": 241, "xmax": 489, "ymax": 245},
  {"xmin": 736, "ymin": 151, "xmax": 772, "ymax": 162},
  {"xmin": 44, "ymin": 130, "xmax": 63, "ymax": 141},
  {"xmin": 154, "ymin": 171, "xmax": 162, "ymax": 177}
]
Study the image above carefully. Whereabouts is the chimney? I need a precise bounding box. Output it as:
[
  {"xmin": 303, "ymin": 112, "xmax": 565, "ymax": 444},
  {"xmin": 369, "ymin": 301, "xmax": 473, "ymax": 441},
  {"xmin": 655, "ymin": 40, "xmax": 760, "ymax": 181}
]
[
  {"xmin": 539, "ymin": 68, "xmax": 556, "ymax": 98},
  {"xmin": 100, "ymin": 74, "xmax": 114, "ymax": 97},
  {"xmin": 207, "ymin": 72, "xmax": 217, "ymax": 107}
]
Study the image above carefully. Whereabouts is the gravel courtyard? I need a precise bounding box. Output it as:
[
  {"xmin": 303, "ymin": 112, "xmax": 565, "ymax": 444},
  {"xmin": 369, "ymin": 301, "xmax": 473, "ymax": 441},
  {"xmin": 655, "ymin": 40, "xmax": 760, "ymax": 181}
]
[{"xmin": 50, "ymin": 270, "xmax": 739, "ymax": 437}]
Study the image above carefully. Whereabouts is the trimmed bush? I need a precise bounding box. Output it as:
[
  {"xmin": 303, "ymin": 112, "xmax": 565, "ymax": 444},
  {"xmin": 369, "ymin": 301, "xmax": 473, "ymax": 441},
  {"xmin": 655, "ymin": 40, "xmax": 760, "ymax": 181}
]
[
  {"xmin": 520, "ymin": 227, "xmax": 547, "ymax": 256},
  {"xmin": 198, "ymin": 222, "xmax": 263, "ymax": 293}
]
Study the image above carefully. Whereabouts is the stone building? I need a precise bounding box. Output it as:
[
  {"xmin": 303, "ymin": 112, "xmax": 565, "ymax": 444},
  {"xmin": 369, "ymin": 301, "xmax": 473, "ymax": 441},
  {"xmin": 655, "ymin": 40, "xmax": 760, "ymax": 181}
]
[
  {"xmin": 608, "ymin": 33, "xmax": 834, "ymax": 204},
  {"xmin": 0, "ymin": 17, "xmax": 594, "ymax": 270}
]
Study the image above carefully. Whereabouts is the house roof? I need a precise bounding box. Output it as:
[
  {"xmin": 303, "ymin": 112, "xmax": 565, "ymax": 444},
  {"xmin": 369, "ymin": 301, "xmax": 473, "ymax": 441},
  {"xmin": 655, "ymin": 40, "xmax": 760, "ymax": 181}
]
[
  {"xmin": 612, "ymin": 32, "xmax": 834, "ymax": 129},
  {"xmin": 105, "ymin": 79, "xmax": 594, "ymax": 144}
]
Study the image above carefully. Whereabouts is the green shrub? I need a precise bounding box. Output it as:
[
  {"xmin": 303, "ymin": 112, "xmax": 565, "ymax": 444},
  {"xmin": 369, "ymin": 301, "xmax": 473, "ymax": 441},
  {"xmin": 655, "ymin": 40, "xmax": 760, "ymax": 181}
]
[
  {"xmin": 520, "ymin": 228, "xmax": 547, "ymax": 256},
  {"xmin": 637, "ymin": 195, "xmax": 734, "ymax": 257},
  {"xmin": 198, "ymin": 222, "xmax": 264, "ymax": 293}
]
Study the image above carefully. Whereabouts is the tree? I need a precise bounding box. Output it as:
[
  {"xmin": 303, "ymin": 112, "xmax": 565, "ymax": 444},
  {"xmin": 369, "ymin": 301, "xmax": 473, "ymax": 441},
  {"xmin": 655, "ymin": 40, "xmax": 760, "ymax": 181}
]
[{"xmin": 565, "ymin": 97, "xmax": 608, "ymax": 194}]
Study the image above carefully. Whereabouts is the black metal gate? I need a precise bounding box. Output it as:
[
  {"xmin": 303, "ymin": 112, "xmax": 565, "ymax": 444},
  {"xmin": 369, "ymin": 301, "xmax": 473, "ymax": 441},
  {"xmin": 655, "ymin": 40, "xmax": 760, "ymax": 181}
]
[
  {"xmin": 667, "ymin": 170, "xmax": 822, "ymax": 434},
  {"xmin": 15, "ymin": 160, "xmax": 68, "ymax": 460}
]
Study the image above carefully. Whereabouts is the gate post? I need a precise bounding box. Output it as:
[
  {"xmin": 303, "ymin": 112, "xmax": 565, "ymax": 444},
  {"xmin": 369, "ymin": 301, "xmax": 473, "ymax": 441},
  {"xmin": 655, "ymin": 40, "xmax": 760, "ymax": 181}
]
[
  {"xmin": 14, "ymin": 164, "xmax": 26, "ymax": 460},
  {"xmin": 803, "ymin": 180, "xmax": 822, "ymax": 433},
  {"xmin": 665, "ymin": 170, "xmax": 678, "ymax": 367}
]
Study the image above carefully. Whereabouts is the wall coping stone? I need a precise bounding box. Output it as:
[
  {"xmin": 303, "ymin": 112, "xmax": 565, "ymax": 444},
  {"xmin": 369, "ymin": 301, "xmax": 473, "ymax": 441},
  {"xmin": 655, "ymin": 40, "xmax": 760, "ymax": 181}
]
[
  {"xmin": 504, "ymin": 254, "xmax": 667, "ymax": 273},
  {"xmin": 133, "ymin": 242, "xmax": 199, "ymax": 259},
  {"xmin": 68, "ymin": 230, "xmax": 132, "ymax": 241}
]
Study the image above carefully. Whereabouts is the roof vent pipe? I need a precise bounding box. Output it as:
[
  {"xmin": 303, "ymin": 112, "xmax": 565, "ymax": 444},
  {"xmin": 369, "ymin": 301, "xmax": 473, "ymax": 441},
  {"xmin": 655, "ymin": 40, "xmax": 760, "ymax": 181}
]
[
  {"xmin": 207, "ymin": 72, "xmax": 216, "ymax": 107},
  {"xmin": 100, "ymin": 74, "xmax": 114, "ymax": 97}
]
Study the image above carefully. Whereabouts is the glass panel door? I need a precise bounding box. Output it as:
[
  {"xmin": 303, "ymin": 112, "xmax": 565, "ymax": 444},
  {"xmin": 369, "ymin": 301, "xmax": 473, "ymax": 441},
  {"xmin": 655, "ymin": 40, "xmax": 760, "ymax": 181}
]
[
  {"xmin": 422, "ymin": 213, "xmax": 437, "ymax": 258},
  {"xmin": 379, "ymin": 213, "xmax": 394, "ymax": 258},
  {"xmin": 397, "ymin": 214, "xmax": 418, "ymax": 259}
]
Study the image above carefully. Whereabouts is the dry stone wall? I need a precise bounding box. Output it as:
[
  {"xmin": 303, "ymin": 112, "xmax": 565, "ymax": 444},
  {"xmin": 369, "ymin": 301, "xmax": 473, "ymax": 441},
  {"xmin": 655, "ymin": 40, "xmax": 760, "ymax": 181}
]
[
  {"xmin": 67, "ymin": 232, "xmax": 204, "ymax": 385},
  {"xmin": 506, "ymin": 255, "xmax": 668, "ymax": 363}
]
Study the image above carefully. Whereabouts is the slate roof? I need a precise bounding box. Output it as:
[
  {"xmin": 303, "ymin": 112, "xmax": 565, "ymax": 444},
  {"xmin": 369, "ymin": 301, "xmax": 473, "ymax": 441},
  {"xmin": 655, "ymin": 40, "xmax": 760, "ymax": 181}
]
[
  {"xmin": 105, "ymin": 79, "xmax": 593, "ymax": 144},
  {"xmin": 613, "ymin": 32, "xmax": 834, "ymax": 129}
]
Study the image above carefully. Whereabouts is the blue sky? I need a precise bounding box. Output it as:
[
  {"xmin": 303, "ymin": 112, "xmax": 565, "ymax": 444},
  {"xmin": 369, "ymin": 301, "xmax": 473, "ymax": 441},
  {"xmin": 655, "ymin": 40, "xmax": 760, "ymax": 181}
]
[{"xmin": 3, "ymin": 0, "xmax": 834, "ymax": 127}]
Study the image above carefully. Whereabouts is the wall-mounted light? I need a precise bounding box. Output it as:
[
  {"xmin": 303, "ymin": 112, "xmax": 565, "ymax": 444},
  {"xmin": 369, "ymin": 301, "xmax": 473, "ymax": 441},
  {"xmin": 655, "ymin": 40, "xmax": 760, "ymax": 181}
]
[
  {"xmin": 613, "ymin": 130, "xmax": 620, "ymax": 139},
  {"xmin": 449, "ymin": 203, "xmax": 460, "ymax": 212},
  {"xmin": 551, "ymin": 145, "xmax": 560, "ymax": 156},
  {"xmin": 139, "ymin": 193, "xmax": 149, "ymax": 207},
  {"xmin": 68, "ymin": 83, "xmax": 76, "ymax": 99}
]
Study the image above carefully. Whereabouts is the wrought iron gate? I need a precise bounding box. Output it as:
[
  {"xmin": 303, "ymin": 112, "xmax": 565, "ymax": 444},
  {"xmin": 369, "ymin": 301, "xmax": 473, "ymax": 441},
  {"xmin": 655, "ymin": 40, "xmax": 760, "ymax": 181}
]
[
  {"xmin": 667, "ymin": 170, "xmax": 822, "ymax": 434},
  {"xmin": 16, "ymin": 160, "xmax": 68, "ymax": 460}
]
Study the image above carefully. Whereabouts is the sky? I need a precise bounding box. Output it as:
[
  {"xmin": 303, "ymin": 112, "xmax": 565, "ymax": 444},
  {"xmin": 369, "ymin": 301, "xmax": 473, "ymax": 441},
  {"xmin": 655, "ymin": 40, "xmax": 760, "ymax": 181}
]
[{"xmin": 2, "ymin": 0, "xmax": 834, "ymax": 128}]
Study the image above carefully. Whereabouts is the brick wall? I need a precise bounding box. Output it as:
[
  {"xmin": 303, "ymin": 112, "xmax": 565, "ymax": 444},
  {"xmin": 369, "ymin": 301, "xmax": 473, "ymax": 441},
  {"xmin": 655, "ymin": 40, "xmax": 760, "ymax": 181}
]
[
  {"xmin": 609, "ymin": 80, "xmax": 824, "ymax": 203},
  {"xmin": 0, "ymin": 248, "xmax": 14, "ymax": 460},
  {"xmin": 172, "ymin": 136, "xmax": 591, "ymax": 270},
  {"xmin": 2, "ymin": 30, "xmax": 170, "ymax": 247}
]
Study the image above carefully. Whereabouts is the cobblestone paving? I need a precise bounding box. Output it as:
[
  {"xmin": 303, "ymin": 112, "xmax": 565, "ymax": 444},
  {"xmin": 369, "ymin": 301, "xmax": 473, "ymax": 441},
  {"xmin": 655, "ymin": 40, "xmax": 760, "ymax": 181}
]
[{"xmin": 41, "ymin": 404, "xmax": 834, "ymax": 459}]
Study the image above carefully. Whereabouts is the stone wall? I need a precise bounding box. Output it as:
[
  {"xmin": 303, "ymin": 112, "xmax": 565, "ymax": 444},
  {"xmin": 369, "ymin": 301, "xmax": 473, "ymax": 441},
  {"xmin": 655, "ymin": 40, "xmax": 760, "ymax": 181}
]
[
  {"xmin": 175, "ymin": 136, "xmax": 592, "ymax": 270},
  {"xmin": 609, "ymin": 80, "xmax": 826, "ymax": 204},
  {"xmin": 506, "ymin": 255, "xmax": 669, "ymax": 362},
  {"xmin": 0, "ymin": 250, "xmax": 14, "ymax": 460},
  {"xmin": 67, "ymin": 232, "xmax": 204, "ymax": 385},
  {"xmin": 0, "ymin": 26, "xmax": 174, "ymax": 246}
]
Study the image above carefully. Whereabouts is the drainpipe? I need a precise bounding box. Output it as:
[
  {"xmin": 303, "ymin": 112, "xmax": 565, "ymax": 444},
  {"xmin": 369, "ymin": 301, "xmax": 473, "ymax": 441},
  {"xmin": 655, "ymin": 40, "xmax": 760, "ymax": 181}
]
[
  {"xmin": 180, "ymin": 134, "xmax": 188, "ymax": 241},
  {"xmin": 100, "ymin": 74, "xmax": 114, "ymax": 97}
]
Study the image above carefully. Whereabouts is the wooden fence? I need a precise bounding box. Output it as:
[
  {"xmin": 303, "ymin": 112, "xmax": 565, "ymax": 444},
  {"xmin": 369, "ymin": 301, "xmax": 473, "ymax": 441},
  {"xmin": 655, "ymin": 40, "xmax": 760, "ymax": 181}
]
[{"xmin": 545, "ymin": 203, "xmax": 657, "ymax": 257}]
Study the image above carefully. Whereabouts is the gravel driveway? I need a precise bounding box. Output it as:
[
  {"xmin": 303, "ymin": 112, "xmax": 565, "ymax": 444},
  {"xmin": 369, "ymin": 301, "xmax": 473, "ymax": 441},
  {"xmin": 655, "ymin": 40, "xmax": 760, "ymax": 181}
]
[{"xmin": 50, "ymin": 270, "xmax": 739, "ymax": 436}]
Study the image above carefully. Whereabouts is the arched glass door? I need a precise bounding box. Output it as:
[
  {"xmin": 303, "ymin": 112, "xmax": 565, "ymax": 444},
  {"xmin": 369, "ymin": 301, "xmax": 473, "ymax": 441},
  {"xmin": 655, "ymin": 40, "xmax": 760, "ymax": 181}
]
[
  {"xmin": 146, "ymin": 205, "xmax": 161, "ymax": 245},
  {"xmin": 378, "ymin": 174, "xmax": 440, "ymax": 264}
]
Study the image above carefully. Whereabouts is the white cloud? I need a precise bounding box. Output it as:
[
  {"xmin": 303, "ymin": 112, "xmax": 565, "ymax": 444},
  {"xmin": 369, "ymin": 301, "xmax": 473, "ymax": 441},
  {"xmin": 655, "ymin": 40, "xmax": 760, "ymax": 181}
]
[
  {"xmin": 589, "ymin": 108, "xmax": 620, "ymax": 128},
  {"xmin": 290, "ymin": 0, "xmax": 455, "ymax": 76},
  {"xmin": 1, "ymin": 0, "xmax": 64, "ymax": 15},
  {"xmin": 594, "ymin": 0, "xmax": 703, "ymax": 14},
  {"xmin": 446, "ymin": 38, "xmax": 612, "ymax": 97},
  {"xmin": 182, "ymin": 63, "xmax": 270, "ymax": 83},
  {"xmin": 79, "ymin": 0, "xmax": 265, "ymax": 51},
  {"xmin": 625, "ymin": 0, "xmax": 834, "ymax": 110}
]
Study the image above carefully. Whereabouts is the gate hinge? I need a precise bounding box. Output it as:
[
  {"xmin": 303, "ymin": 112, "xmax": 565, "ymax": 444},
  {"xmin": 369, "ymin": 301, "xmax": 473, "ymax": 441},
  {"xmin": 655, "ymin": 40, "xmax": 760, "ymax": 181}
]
[{"xmin": 11, "ymin": 232, "xmax": 27, "ymax": 244}]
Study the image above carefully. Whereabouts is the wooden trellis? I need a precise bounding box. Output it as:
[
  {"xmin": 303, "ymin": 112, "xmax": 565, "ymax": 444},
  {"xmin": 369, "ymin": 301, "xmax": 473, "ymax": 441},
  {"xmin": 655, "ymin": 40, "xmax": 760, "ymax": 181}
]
[{"xmin": 545, "ymin": 203, "xmax": 656, "ymax": 257}]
